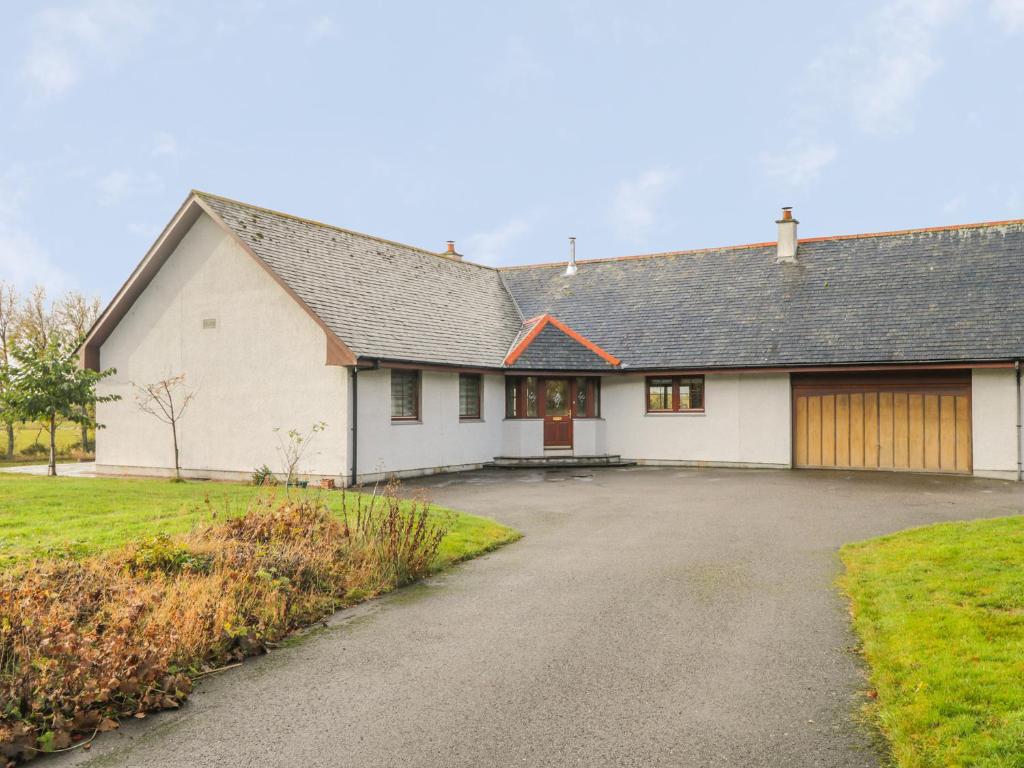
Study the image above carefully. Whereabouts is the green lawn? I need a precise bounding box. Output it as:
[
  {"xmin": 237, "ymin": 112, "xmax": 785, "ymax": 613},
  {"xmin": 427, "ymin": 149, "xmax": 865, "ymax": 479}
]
[
  {"xmin": 0, "ymin": 474, "xmax": 519, "ymax": 568},
  {"xmin": 840, "ymin": 516, "xmax": 1024, "ymax": 768}
]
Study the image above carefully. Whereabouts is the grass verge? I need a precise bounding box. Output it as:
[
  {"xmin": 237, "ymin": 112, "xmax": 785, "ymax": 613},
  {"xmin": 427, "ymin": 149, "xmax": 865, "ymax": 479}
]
[
  {"xmin": 0, "ymin": 474, "xmax": 515, "ymax": 568},
  {"xmin": 0, "ymin": 476, "xmax": 519, "ymax": 761},
  {"xmin": 839, "ymin": 516, "xmax": 1024, "ymax": 768}
]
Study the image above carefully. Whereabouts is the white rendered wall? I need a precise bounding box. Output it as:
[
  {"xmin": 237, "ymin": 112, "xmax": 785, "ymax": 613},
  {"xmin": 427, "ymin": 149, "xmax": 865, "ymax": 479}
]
[
  {"xmin": 354, "ymin": 370, "xmax": 504, "ymax": 482},
  {"xmin": 96, "ymin": 213, "xmax": 348, "ymax": 480},
  {"xmin": 601, "ymin": 373, "xmax": 792, "ymax": 467},
  {"xmin": 500, "ymin": 419, "xmax": 544, "ymax": 457},
  {"xmin": 972, "ymin": 368, "xmax": 1020, "ymax": 480}
]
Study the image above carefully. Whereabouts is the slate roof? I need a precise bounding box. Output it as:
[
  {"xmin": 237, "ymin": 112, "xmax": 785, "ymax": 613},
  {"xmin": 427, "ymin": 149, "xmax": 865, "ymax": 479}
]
[
  {"xmin": 197, "ymin": 192, "xmax": 522, "ymax": 368},
  {"xmin": 499, "ymin": 223, "xmax": 1024, "ymax": 369},
  {"xmin": 507, "ymin": 322, "xmax": 618, "ymax": 370},
  {"xmin": 194, "ymin": 191, "xmax": 1024, "ymax": 371}
]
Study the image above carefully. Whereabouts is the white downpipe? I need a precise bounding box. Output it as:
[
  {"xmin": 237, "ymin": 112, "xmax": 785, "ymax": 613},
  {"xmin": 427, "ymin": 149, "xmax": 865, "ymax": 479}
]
[{"xmin": 1017, "ymin": 360, "xmax": 1022, "ymax": 482}]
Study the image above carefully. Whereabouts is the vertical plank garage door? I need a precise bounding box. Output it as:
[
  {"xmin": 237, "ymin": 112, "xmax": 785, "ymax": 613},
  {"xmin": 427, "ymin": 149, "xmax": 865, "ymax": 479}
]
[{"xmin": 792, "ymin": 371, "xmax": 972, "ymax": 475}]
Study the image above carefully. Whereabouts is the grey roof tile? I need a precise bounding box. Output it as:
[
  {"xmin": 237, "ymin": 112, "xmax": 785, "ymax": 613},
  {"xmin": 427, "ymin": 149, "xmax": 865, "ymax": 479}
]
[
  {"xmin": 499, "ymin": 224, "xmax": 1024, "ymax": 368},
  {"xmin": 198, "ymin": 191, "xmax": 1024, "ymax": 370},
  {"xmin": 198, "ymin": 193, "xmax": 522, "ymax": 368}
]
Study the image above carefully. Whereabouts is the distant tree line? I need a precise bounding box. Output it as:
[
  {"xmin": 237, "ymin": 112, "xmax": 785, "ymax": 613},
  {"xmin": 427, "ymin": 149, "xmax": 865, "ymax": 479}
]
[{"xmin": 0, "ymin": 281, "xmax": 118, "ymax": 476}]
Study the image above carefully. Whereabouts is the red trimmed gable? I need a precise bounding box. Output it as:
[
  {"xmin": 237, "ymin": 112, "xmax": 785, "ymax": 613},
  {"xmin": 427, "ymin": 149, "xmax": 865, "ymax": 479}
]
[{"xmin": 503, "ymin": 314, "xmax": 621, "ymax": 367}]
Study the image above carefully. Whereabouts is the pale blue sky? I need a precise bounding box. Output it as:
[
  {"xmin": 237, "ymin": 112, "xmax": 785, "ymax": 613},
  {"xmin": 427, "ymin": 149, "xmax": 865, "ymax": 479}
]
[{"xmin": 2, "ymin": 0, "xmax": 1023, "ymax": 301}]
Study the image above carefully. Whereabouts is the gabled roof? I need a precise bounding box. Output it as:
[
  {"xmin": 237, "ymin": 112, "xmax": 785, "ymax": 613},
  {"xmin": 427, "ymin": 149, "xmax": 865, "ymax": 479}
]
[
  {"xmin": 499, "ymin": 221, "xmax": 1024, "ymax": 369},
  {"xmin": 83, "ymin": 191, "xmax": 522, "ymax": 370},
  {"xmin": 504, "ymin": 314, "xmax": 620, "ymax": 369},
  {"xmin": 85, "ymin": 190, "xmax": 1024, "ymax": 373},
  {"xmin": 197, "ymin": 193, "xmax": 523, "ymax": 368}
]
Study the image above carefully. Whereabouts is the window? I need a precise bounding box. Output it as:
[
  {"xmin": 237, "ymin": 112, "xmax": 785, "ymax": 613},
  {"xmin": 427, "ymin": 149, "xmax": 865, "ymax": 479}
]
[
  {"xmin": 505, "ymin": 376, "xmax": 600, "ymax": 418},
  {"xmin": 505, "ymin": 376, "xmax": 539, "ymax": 418},
  {"xmin": 391, "ymin": 370, "xmax": 420, "ymax": 420},
  {"xmin": 645, "ymin": 375, "xmax": 705, "ymax": 413},
  {"xmin": 459, "ymin": 374, "xmax": 482, "ymax": 419}
]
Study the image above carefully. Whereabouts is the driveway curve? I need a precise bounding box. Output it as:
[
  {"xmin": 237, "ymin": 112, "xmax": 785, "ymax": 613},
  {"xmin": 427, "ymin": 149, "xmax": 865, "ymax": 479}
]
[{"xmin": 56, "ymin": 467, "xmax": 1024, "ymax": 767}]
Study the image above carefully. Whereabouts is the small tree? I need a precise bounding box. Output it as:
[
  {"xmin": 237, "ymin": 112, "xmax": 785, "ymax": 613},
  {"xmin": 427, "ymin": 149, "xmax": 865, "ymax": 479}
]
[
  {"xmin": 3, "ymin": 337, "xmax": 118, "ymax": 476},
  {"xmin": 133, "ymin": 374, "xmax": 196, "ymax": 481},
  {"xmin": 274, "ymin": 422, "xmax": 327, "ymax": 491}
]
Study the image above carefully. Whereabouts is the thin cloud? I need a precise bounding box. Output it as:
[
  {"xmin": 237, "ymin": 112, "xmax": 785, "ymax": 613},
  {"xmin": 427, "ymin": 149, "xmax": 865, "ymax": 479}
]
[
  {"xmin": 990, "ymin": 0, "xmax": 1024, "ymax": 31},
  {"xmin": 812, "ymin": 0, "xmax": 967, "ymax": 135},
  {"xmin": 463, "ymin": 218, "xmax": 531, "ymax": 265},
  {"xmin": 610, "ymin": 168, "xmax": 677, "ymax": 242},
  {"xmin": 23, "ymin": 0, "xmax": 156, "ymax": 99},
  {"xmin": 0, "ymin": 175, "xmax": 71, "ymax": 293},
  {"xmin": 486, "ymin": 35, "xmax": 546, "ymax": 94},
  {"xmin": 152, "ymin": 132, "xmax": 179, "ymax": 157},
  {"xmin": 760, "ymin": 143, "xmax": 838, "ymax": 188},
  {"xmin": 308, "ymin": 15, "xmax": 337, "ymax": 40},
  {"xmin": 95, "ymin": 169, "xmax": 162, "ymax": 206}
]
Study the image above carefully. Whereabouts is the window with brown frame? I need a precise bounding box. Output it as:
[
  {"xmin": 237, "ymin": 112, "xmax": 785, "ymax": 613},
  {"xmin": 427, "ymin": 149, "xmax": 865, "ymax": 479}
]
[
  {"xmin": 459, "ymin": 373, "xmax": 482, "ymax": 420},
  {"xmin": 645, "ymin": 375, "xmax": 705, "ymax": 413},
  {"xmin": 505, "ymin": 376, "xmax": 600, "ymax": 418},
  {"xmin": 390, "ymin": 370, "xmax": 420, "ymax": 421}
]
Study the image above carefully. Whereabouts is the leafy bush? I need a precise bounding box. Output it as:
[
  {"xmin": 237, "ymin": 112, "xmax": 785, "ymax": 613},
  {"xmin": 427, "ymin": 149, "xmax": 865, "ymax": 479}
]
[
  {"xmin": 0, "ymin": 485, "xmax": 449, "ymax": 762},
  {"xmin": 17, "ymin": 443, "xmax": 47, "ymax": 458},
  {"xmin": 251, "ymin": 464, "xmax": 277, "ymax": 487}
]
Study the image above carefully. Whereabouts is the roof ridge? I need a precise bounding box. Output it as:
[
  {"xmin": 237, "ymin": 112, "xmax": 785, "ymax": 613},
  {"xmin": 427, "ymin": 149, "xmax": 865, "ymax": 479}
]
[
  {"xmin": 191, "ymin": 189, "xmax": 499, "ymax": 272},
  {"xmin": 497, "ymin": 217, "xmax": 1024, "ymax": 271}
]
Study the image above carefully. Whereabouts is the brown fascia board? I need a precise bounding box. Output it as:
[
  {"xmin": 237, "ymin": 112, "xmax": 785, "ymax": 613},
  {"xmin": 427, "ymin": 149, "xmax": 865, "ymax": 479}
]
[
  {"xmin": 81, "ymin": 192, "xmax": 358, "ymax": 370},
  {"xmin": 192, "ymin": 195, "xmax": 357, "ymax": 367},
  {"xmin": 80, "ymin": 192, "xmax": 202, "ymax": 370}
]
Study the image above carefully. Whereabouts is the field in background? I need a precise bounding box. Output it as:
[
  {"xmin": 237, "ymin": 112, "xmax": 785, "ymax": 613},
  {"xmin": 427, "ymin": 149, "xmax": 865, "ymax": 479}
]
[{"xmin": 0, "ymin": 422, "xmax": 94, "ymax": 465}]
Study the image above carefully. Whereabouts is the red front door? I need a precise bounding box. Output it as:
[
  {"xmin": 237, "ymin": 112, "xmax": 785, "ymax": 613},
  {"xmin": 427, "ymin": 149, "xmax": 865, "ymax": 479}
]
[{"xmin": 543, "ymin": 378, "xmax": 573, "ymax": 448}]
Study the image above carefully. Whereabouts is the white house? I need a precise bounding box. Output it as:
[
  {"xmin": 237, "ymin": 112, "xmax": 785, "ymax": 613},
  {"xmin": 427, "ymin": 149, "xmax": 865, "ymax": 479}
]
[{"xmin": 82, "ymin": 192, "xmax": 1024, "ymax": 484}]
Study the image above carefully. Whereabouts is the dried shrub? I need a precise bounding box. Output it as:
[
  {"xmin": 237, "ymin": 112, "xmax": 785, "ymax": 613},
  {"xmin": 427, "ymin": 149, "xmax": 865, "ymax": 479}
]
[{"xmin": 0, "ymin": 483, "xmax": 448, "ymax": 763}]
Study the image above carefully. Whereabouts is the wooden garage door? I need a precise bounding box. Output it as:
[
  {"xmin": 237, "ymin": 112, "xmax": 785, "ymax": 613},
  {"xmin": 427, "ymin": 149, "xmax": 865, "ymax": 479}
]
[{"xmin": 792, "ymin": 372, "xmax": 972, "ymax": 474}]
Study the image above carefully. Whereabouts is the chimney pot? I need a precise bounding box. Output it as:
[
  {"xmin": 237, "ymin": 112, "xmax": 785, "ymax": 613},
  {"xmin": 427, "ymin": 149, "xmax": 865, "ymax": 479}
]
[
  {"xmin": 775, "ymin": 207, "xmax": 799, "ymax": 264},
  {"xmin": 444, "ymin": 240, "xmax": 462, "ymax": 259},
  {"xmin": 565, "ymin": 236, "xmax": 578, "ymax": 276}
]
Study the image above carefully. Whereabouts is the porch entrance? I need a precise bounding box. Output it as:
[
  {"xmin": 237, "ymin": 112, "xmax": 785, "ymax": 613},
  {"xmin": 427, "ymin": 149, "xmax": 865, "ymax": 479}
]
[{"xmin": 543, "ymin": 378, "xmax": 573, "ymax": 448}]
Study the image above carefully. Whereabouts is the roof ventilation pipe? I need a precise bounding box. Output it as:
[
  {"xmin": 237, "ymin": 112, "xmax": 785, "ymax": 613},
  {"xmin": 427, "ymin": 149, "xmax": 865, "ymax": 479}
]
[
  {"xmin": 776, "ymin": 206, "xmax": 798, "ymax": 264},
  {"xmin": 565, "ymin": 236, "xmax": 578, "ymax": 276}
]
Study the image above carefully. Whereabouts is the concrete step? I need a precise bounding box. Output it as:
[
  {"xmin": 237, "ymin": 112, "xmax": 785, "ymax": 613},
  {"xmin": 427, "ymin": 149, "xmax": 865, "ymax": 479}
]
[{"xmin": 485, "ymin": 455, "xmax": 637, "ymax": 469}]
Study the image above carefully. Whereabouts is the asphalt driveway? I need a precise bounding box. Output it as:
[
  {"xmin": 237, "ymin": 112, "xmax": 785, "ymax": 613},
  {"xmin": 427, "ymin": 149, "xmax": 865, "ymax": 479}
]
[{"xmin": 57, "ymin": 467, "xmax": 1024, "ymax": 767}]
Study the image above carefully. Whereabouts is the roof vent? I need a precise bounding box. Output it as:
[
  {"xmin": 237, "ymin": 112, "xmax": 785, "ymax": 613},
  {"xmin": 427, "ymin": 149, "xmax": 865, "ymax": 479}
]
[
  {"xmin": 776, "ymin": 206, "xmax": 798, "ymax": 264},
  {"xmin": 565, "ymin": 236, "xmax": 577, "ymax": 276},
  {"xmin": 445, "ymin": 240, "xmax": 462, "ymax": 259}
]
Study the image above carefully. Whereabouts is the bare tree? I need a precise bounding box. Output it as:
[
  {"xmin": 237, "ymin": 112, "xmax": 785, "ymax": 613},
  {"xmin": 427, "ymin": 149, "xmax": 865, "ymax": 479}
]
[
  {"xmin": 0, "ymin": 282, "xmax": 18, "ymax": 459},
  {"xmin": 53, "ymin": 290, "xmax": 102, "ymax": 451},
  {"xmin": 133, "ymin": 374, "xmax": 196, "ymax": 481},
  {"xmin": 53, "ymin": 290, "xmax": 101, "ymax": 342},
  {"xmin": 15, "ymin": 286, "xmax": 53, "ymax": 355}
]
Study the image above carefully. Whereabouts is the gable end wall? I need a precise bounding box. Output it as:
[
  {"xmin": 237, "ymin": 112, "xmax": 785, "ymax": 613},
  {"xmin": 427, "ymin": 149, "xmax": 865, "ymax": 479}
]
[{"xmin": 95, "ymin": 213, "xmax": 348, "ymax": 480}]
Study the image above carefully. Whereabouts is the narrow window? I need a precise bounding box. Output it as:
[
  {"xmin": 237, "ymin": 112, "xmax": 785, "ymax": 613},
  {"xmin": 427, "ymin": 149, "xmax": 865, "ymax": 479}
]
[
  {"xmin": 505, "ymin": 377, "xmax": 520, "ymax": 418},
  {"xmin": 677, "ymin": 376, "xmax": 705, "ymax": 411},
  {"xmin": 391, "ymin": 370, "xmax": 420, "ymax": 420},
  {"xmin": 645, "ymin": 375, "xmax": 705, "ymax": 413},
  {"xmin": 572, "ymin": 377, "xmax": 601, "ymax": 417},
  {"xmin": 459, "ymin": 373, "xmax": 482, "ymax": 420},
  {"xmin": 524, "ymin": 376, "xmax": 539, "ymax": 417},
  {"xmin": 647, "ymin": 377, "xmax": 674, "ymax": 412}
]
